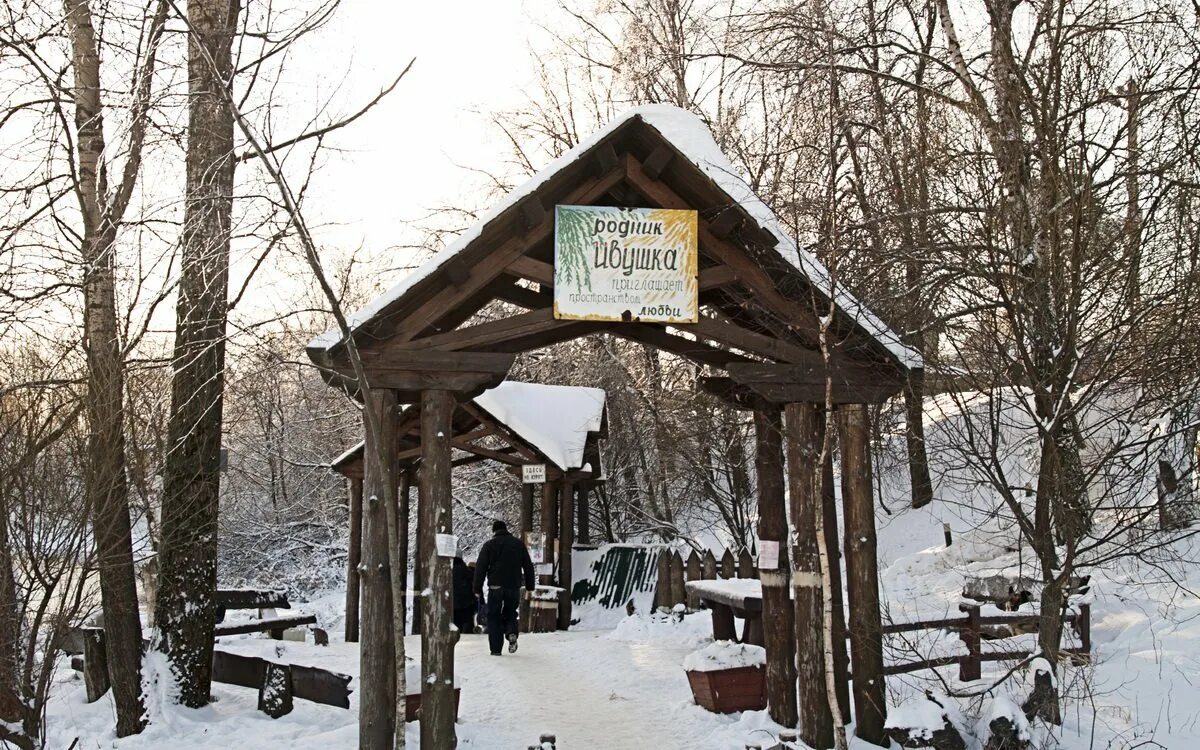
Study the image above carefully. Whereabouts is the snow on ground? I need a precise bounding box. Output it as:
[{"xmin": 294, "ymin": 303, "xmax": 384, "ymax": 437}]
[{"xmin": 46, "ymin": 611, "xmax": 793, "ymax": 749}]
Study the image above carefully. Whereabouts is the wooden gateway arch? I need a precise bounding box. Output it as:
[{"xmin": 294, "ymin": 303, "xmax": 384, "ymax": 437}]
[{"xmin": 309, "ymin": 104, "xmax": 922, "ymax": 750}]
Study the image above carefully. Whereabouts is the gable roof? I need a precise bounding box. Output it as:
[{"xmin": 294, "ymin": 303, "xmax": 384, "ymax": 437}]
[
  {"xmin": 330, "ymin": 381, "xmax": 607, "ymax": 473},
  {"xmin": 309, "ymin": 104, "xmax": 920, "ymax": 374}
]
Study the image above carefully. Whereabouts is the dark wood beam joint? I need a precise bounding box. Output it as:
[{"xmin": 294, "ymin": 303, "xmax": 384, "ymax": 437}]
[{"xmin": 642, "ymin": 146, "xmax": 674, "ymax": 180}]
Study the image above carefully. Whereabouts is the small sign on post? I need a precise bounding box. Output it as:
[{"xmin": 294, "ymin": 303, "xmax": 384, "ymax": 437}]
[
  {"xmin": 757, "ymin": 539, "xmax": 780, "ymax": 570},
  {"xmin": 526, "ymin": 532, "xmax": 545, "ymax": 564},
  {"xmin": 435, "ymin": 533, "xmax": 458, "ymax": 558},
  {"xmin": 522, "ymin": 464, "xmax": 547, "ymax": 484}
]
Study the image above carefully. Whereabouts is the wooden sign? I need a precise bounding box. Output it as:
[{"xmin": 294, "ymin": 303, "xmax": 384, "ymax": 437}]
[
  {"xmin": 553, "ymin": 205, "xmax": 698, "ymax": 323},
  {"xmin": 522, "ymin": 463, "xmax": 547, "ymax": 483}
]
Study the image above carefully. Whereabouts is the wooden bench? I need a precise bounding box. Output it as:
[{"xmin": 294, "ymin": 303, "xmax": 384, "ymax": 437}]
[
  {"xmin": 214, "ymin": 588, "xmax": 317, "ymax": 640},
  {"xmin": 685, "ymin": 579, "xmax": 764, "ymax": 646}
]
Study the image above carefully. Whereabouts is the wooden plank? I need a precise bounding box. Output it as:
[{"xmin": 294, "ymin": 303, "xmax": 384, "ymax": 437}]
[
  {"xmin": 506, "ymin": 255, "xmax": 555, "ymax": 287},
  {"xmin": 685, "ymin": 315, "xmax": 816, "ymax": 364},
  {"xmin": 737, "ymin": 378, "xmax": 905, "ymax": 405},
  {"xmin": 621, "ymin": 153, "xmax": 824, "ymax": 349},
  {"xmin": 698, "ymin": 264, "xmax": 738, "ymax": 291},
  {"xmin": 728, "ymin": 361, "xmax": 901, "ymax": 389},
  {"xmin": 384, "ymin": 164, "xmax": 628, "ymax": 345},
  {"xmin": 364, "ymin": 369, "xmax": 508, "ymax": 395},
  {"xmin": 609, "ymin": 324, "xmax": 758, "ymax": 369},
  {"xmin": 216, "ymin": 589, "xmax": 291, "ymax": 610},
  {"xmin": 401, "ymin": 308, "xmax": 557, "ymax": 351},
  {"xmin": 347, "ymin": 349, "xmax": 515, "ymax": 374},
  {"xmin": 213, "ymin": 614, "xmax": 317, "ymax": 637}
]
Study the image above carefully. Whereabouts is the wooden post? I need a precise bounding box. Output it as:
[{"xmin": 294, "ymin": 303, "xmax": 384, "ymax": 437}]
[
  {"xmin": 839, "ymin": 403, "xmax": 887, "ymax": 746},
  {"xmin": 397, "ymin": 468, "xmax": 411, "ymax": 636},
  {"xmin": 412, "ymin": 466, "xmax": 424, "ymax": 637},
  {"xmin": 360, "ymin": 389, "xmax": 398, "ymax": 750},
  {"xmin": 576, "ymin": 482, "xmax": 590, "ymax": 545},
  {"xmin": 669, "ymin": 550, "xmax": 686, "ymax": 608},
  {"xmin": 785, "ymin": 403, "xmax": 832, "ymax": 748},
  {"xmin": 419, "ymin": 389, "xmax": 458, "ymax": 749},
  {"xmin": 720, "ymin": 548, "xmax": 735, "ymax": 578},
  {"xmin": 1079, "ymin": 603, "xmax": 1091, "ymax": 654},
  {"xmin": 540, "ymin": 480, "xmax": 558, "ymax": 586},
  {"xmin": 685, "ymin": 551, "xmax": 703, "ymax": 609},
  {"xmin": 655, "ymin": 549, "xmax": 671, "ymax": 610},
  {"xmin": 519, "ymin": 482, "xmax": 535, "ymax": 535},
  {"xmin": 959, "ymin": 605, "xmax": 982, "ymax": 681},
  {"xmin": 558, "ymin": 479, "xmax": 574, "ymax": 630},
  {"xmin": 345, "ymin": 477, "xmax": 364, "ymax": 643},
  {"xmin": 258, "ymin": 662, "xmax": 294, "ymax": 718},
  {"xmin": 711, "ymin": 602, "xmax": 738, "ymax": 641},
  {"xmin": 702, "ymin": 550, "xmax": 717, "ymax": 579},
  {"xmin": 754, "ymin": 407, "xmax": 798, "ymax": 728},
  {"xmin": 822, "ymin": 437, "xmax": 852, "ymax": 721},
  {"xmin": 82, "ymin": 628, "xmax": 109, "ymax": 703},
  {"xmin": 737, "ymin": 548, "xmax": 755, "ymax": 578}
]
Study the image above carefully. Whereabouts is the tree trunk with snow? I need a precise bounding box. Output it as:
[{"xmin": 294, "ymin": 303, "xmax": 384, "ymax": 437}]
[{"xmin": 154, "ymin": 0, "xmax": 241, "ymax": 708}]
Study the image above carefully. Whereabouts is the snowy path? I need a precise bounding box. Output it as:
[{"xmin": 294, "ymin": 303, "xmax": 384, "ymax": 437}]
[{"xmin": 448, "ymin": 630, "xmax": 706, "ymax": 748}]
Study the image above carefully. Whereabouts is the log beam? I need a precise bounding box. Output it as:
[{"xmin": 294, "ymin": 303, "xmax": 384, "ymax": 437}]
[
  {"xmin": 558, "ymin": 479, "xmax": 575, "ymax": 630},
  {"xmin": 344, "ymin": 477, "xmax": 363, "ymax": 643},
  {"xmin": 360, "ymin": 389, "xmax": 398, "ymax": 749},
  {"xmin": 840, "ymin": 403, "xmax": 887, "ymax": 745},
  {"xmin": 754, "ymin": 408, "xmax": 798, "ymax": 728},
  {"xmin": 785, "ymin": 403, "xmax": 833, "ymax": 747},
  {"xmin": 419, "ymin": 390, "xmax": 459, "ymax": 749}
]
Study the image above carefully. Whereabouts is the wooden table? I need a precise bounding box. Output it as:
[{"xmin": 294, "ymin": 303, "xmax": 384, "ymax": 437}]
[{"xmin": 685, "ymin": 579, "xmax": 764, "ymax": 646}]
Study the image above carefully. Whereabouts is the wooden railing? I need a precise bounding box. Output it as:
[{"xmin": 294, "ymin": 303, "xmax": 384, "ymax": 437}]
[{"xmin": 869, "ymin": 604, "xmax": 1092, "ymax": 681}]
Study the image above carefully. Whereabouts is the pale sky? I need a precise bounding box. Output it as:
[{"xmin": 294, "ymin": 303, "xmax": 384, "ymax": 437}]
[{"xmin": 280, "ymin": 0, "xmax": 562, "ymax": 267}]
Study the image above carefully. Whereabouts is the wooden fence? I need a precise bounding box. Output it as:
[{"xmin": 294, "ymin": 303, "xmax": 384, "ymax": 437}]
[
  {"xmin": 654, "ymin": 547, "xmax": 756, "ymax": 611},
  {"xmin": 870, "ymin": 603, "xmax": 1091, "ymax": 681}
]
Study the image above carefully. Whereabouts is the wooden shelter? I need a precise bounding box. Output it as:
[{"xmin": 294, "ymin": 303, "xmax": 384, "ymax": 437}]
[
  {"xmin": 309, "ymin": 104, "xmax": 921, "ymax": 750},
  {"xmin": 330, "ymin": 381, "xmax": 606, "ymax": 643}
]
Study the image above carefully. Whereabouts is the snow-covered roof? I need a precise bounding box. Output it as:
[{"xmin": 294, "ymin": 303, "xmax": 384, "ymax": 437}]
[
  {"xmin": 474, "ymin": 381, "xmax": 605, "ymax": 471},
  {"xmin": 331, "ymin": 381, "xmax": 605, "ymax": 472},
  {"xmin": 308, "ymin": 104, "xmax": 920, "ymax": 369}
]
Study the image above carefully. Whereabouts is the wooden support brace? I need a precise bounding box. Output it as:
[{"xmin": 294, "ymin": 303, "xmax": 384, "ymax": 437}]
[
  {"xmin": 82, "ymin": 628, "xmax": 109, "ymax": 703},
  {"xmin": 642, "ymin": 145, "xmax": 674, "ymax": 180}
]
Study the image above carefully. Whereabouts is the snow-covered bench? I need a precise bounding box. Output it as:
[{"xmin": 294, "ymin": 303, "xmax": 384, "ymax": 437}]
[
  {"xmin": 685, "ymin": 579, "xmax": 764, "ymax": 646},
  {"xmin": 213, "ymin": 588, "xmax": 318, "ymax": 641}
]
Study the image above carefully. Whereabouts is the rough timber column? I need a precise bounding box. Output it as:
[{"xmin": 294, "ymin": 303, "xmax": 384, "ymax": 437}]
[
  {"xmin": 420, "ymin": 390, "xmax": 458, "ymax": 749},
  {"xmin": 345, "ymin": 475, "xmax": 364, "ymax": 643},
  {"xmin": 519, "ymin": 483, "xmax": 535, "ymax": 535},
  {"xmin": 839, "ymin": 403, "xmax": 887, "ymax": 745},
  {"xmin": 558, "ymin": 479, "xmax": 574, "ymax": 629},
  {"xmin": 361, "ymin": 390, "xmax": 398, "ymax": 750},
  {"xmin": 539, "ymin": 480, "xmax": 558, "ymax": 586},
  {"xmin": 784, "ymin": 402, "xmax": 832, "ymax": 747},
  {"xmin": 753, "ymin": 408, "xmax": 798, "ymax": 728}
]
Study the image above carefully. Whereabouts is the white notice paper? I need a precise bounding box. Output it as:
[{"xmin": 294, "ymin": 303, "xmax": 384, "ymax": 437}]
[
  {"xmin": 435, "ymin": 533, "xmax": 458, "ymax": 558},
  {"xmin": 757, "ymin": 539, "xmax": 780, "ymax": 570},
  {"xmin": 535, "ymin": 563, "xmax": 553, "ymax": 576},
  {"xmin": 526, "ymin": 532, "xmax": 545, "ymax": 564}
]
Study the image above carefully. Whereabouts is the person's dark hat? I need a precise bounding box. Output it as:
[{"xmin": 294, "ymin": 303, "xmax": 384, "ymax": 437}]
[{"xmin": 492, "ymin": 520, "xmax": 507, "ymax": 533}]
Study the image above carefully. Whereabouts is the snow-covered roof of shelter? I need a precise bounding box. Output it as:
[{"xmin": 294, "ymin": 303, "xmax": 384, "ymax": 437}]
[
  {"xmin": 474, "ymin": 381, "xmax": 605, "ymax": 471},
  {"xmin": 330, "ymin": 381, "xmax": 605, "ymax": 472},
  {"xmin": 309, "ymin": 104, "xmax": 920, "ymax": 369}
]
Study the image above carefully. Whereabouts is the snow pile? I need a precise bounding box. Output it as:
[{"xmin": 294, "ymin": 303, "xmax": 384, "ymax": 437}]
[
  {"xmin": 682, "ymin": 641, "xmax": 765, "ymax": 673},
  {"xmin": 975, "ymin": 695, "xmax": 1031, "ymax": 743},
  {"xmin": 607, "ymin": 609, "xmax": 714, "ymax": 650},
  {"xmin": 884, "ymin": 692, "xmax": 968, "ymax": 742}
]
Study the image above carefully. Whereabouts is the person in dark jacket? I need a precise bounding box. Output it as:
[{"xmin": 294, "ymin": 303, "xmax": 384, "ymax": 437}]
[
  {"xmin": 452, "ymin": 556, "xmax": 477, "ymax": 634},
  {"xmin": 473, "ymin": 520, "xmax": 535, "ymax": 655}
]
